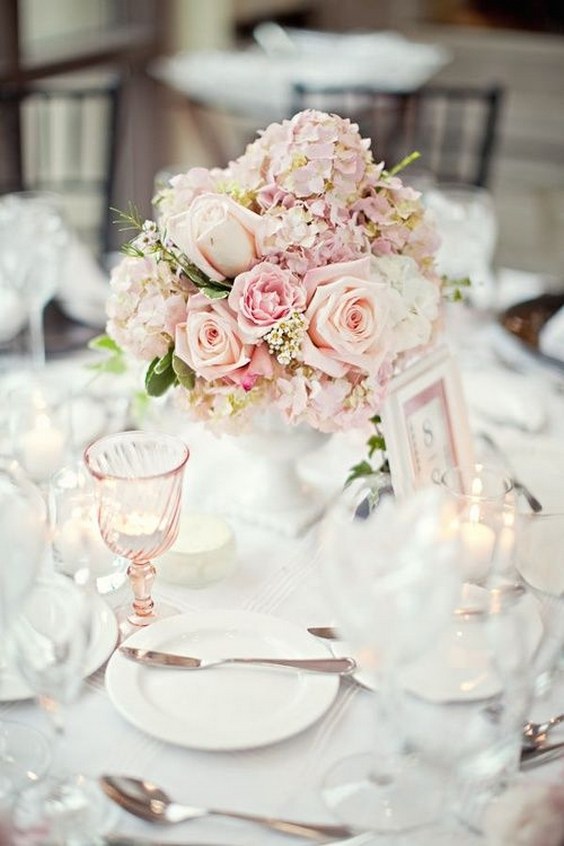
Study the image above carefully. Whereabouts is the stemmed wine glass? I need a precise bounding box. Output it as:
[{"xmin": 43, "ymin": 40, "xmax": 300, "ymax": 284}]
[
  {"xmin": 0, "ymin": 192, "xmax": 69, "ymax": 369},
  {"xmin": 0, "ymin": 456, "xmax": 47, "ymax": 659},
  {"xmin": 319, "ymin": 479, "xmax": 461, "ymax": 834},
  {"xmin": 424, "ymin": 183, "xmax": 498, "ymax": 311},
  {"xmin": 8, "ymin": 574, "xmax": 117, "ymax": 843},
  {"xmin": 0, "ymin": 458, "xmax": 50, "ymax": 813},
  {"xmin": 84, "ymin": 430, "xmax": 189, "ymax": 633}
]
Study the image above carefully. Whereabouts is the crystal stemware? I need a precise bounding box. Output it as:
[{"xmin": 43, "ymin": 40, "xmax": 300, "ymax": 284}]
[
  {"xmin": 0, "ymin": 192, "xmax": 69, "ymax": 369},
  {"xmin": 514, "ymin": 470, "xmax": 564, "ymax": 697},
  {"xmin": 0, "ymin": 456, "xmax": 47, "ymax": 651},
  {"xmin": 84, "ymin": 430, "xmax": 189, "ymax": 632},
  {"xmin": 424, "ymin": 183, "xmax": 498, "ymax": 310},
  {"xmin": 9, "ymin": 574, "xmax": 116, "ymax": 843},
  {"xmin": 319, "ymin": 480, "xmax": 461, "ymax": 833}
]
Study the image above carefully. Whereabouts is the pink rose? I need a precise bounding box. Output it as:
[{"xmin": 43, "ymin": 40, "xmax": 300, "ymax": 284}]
[
  {"xmin": 228, "ymin": 262, "xmax": 306, "ymax": 340},
  {"xmin": 301, "ymin": 257, "xmax": 391, "ymax": 378},
  {"xmin": 175, "ymin": 297, "xmax": 252, "ymax": 382},
  {"xmin": 166, "ymin": 193, "xmax": 262, "ymax": 282}
]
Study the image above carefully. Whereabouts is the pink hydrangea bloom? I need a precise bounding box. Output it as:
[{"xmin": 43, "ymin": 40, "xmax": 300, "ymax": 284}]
[{"xmin": 107, "ymin": 256, "xmax": 186, "ymax": 361}]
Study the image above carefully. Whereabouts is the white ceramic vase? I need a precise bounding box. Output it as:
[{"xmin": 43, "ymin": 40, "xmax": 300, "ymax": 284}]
[{"xmin": 222, "ymin": 411, "xmax": 331, "ymax": 537}]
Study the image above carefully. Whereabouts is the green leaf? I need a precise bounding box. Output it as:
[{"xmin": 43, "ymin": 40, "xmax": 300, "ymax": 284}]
[
  {"xmin": 145, "ymin": 353, "xmax": 177, "ymax": 397},
  {"xmin": 87, "ymin": 357, "xmax": 127, "ymax": 375},
  {"xmin": 154, "ymin": 347, "xmax": 173, "ymax": 375},
  {"xmin": 88, "ymin": 334, "xmax": 118, "ymax": 353},
  {"xmin": 344, "ymin": 460, "xmax": 374, "ymax": 489},
  {"xmin": 130, "ymin": 390, "xmax": 151, "ymax": 424},
  {"xmin": 172, "ymin": 355, "xmax": 196, "ymax": 390},
  {"xmin": 367, "ymin": 435, "xmax": 386, "ymax": 458},
  {"xmin": 87, "ymin": 334, "xmax": 127, "ymax": 374},
  {"xmin": 200, "ymin": 286, "xmax": 229, "ymax": 300}
]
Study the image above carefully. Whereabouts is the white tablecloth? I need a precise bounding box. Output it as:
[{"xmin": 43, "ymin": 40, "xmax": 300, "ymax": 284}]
[{"xmin": 3, "ymin": 276, "xmax": 564, "ymax": 845}]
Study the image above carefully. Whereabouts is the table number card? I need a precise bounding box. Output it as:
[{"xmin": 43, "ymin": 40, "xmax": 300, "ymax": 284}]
[{"xmin": 381, "ymin": 346, "xmax": 474, "ymax": 497}]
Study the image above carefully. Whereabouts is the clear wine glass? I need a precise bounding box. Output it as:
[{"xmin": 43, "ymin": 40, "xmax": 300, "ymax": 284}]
[
  {"xmin": 84, "ymin": 430, "xmax": 189, "ymax": 633},
  {"xmin": 424, "ymin": 183, "xmax": 498, "ymax": 311},
  {"xmin": 0, "ymin": 456, "xmax": 47, "ymax": 656},
  {"xmin": 319, "ymin": 480, "xmax": 461, "ymax": 833},
  {"xmin": 9, "ymin": 574, "xmax": 117, "ymax": 843},
  {"xmin": 0, "ymin": 191, "xmax": 69, "ymax": 369},
  {"xmin": 514, "ymin": 470, "xmax": 564, "ymax": 697}
]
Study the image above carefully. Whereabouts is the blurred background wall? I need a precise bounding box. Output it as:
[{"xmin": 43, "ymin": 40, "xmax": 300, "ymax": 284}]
[{"xmin": 1, "ymin": 0, "xmax": 563, "ymax": 276}]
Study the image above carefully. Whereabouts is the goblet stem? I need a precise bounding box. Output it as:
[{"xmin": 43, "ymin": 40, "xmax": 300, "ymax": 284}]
[
  {"xmin": 127, "ymin": 560, "xmax": 157, "ymax": 626},
  {"xmin": 370, "ymin": 669, "xmax": 405, "ymax": 778},
  {"xmin": 28, "ymin": 301, "xmax": 46, "ymax": 369}
]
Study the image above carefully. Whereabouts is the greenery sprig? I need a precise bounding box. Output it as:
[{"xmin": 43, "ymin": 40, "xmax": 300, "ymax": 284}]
[
  {"xmin": 345, "ymin": 414, "xmax": 390, "ymax": 488},
  {"xmin": 112, "ymin": 204, "xmax": 232, "ymax": 300},
  {"xmin": 86, "ymin": 335, "xmax": 127, "ymax": 375},
  {"xmin": 441, "ymin": 275, "xmax": 472, "ymax": 302},
  {"xmin": 383, "ymin": 150, "xmax": 421, "ymax": 179}
]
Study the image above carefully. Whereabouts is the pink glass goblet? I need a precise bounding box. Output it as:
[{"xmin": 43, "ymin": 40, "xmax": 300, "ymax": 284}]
[{"xmin": 84, "ymin": 431, "xmax": 189, "ymax": 632}]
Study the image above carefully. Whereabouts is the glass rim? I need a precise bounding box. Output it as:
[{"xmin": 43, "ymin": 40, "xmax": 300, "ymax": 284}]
[
  {"xmin": 439, "ymin": 462, "xmax": 514, "ymax": 502},
  {"xmin": 83, "ymin": 430, "xmax": 189, "ymax": 482}
]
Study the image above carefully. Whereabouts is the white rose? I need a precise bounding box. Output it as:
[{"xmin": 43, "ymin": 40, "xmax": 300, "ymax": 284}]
[{"xmin": 166, "ymin": 193, "xmax": 262, "ymax": 282}]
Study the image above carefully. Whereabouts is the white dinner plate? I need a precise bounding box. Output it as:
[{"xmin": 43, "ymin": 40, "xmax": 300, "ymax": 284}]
[
  {"xmin": 0, "ymin": 594, "xmax": 118, "ymax": 702},
  {"xmin": 105, "ymin": 610, "xmax": 340, "ymax": 751},
  {"xmin": 331, "ymin": 590, "xmax": 543, "ymax": 703}
]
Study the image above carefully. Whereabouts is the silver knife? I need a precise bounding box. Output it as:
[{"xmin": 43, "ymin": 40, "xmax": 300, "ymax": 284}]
[
  {"xmin": 119, "ymin": 646, "xmax": 356, "ymax": 675},
  {"xmin": 479, "ymin": 432, "xmax": 543, "ymax": 512},
  {"xmin": 105, "ymin": 839, "xmax": 234, "ymax": 846},
  {"xmin": 520, "ymin": 740, "xmax": 564, "ymax": 769}
]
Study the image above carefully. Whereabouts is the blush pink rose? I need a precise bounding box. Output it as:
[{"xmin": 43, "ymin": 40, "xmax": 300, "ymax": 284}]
[
  {"xmin": 175, "ymin": 297, "xmax": 252, "ymax": 382},
  {"xmin": 166, "ymin": 193, "xmax": 262, "ymax": 282},
  {"xmin": 228, "ymin": 262, "xmax": 306, "ymax": 340},
  {"xmin": 302, "ymin": 256, "xmax": 391, "ymax": 378}
]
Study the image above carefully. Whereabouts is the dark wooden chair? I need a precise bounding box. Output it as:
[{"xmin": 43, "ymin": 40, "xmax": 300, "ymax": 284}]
[
  {"xmin": 292, "ymin": 83, "xmax": 503, "ymax": 188},
  {"xmin": 0, "ymin": 72, "xmax": 122, "ymax": 257}
]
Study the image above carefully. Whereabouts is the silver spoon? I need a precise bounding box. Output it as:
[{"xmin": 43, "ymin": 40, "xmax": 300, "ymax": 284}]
[
  {"xmin": 100, "ymin": 776, "xmax": 357, "ymax": 841},
  {"xmin": 522, "ymin": 714, "xmax": 564, "ymax": 748}
]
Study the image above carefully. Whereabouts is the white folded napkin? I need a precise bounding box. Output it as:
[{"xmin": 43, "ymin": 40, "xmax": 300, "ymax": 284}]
[
  {"xmin": 462, "ymin": 369, "xmax": 547, "ymax": 433},
  {"xmin": 56, "ymin": 236, "xmax": 109, "ymax": 328},
  {"xmin": 539, "ymin": 302, "xmax": 564, "ymax": 362}
]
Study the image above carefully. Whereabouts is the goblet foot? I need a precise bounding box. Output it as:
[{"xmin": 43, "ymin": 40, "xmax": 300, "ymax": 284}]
[
  {"xmin": 0, "ymin": 721, "xmax": 51, "ymax": 803},
  {"xmin": 116, "ymin": 600, "xmax": 178, "ymax": 639},
  {"xmin": 12, "ymin": 773, "xmax": 118, "ymax": 843},
  {"xmin": 322, "ymin": 751, "xmax": 446, "ymax": 833}
]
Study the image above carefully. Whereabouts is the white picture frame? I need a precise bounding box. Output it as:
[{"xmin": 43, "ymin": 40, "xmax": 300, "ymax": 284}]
[{"xmin": 381, "ymin": 345, "xmax": 474, "ymax": 498}]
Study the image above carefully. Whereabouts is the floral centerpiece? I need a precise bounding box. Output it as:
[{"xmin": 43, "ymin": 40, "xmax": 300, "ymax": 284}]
[{"xmin": 105, "ymin": 109, "xmax": 444, "ymax": 439}]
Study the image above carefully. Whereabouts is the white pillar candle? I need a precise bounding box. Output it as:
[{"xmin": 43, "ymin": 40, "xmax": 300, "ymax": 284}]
[
  {"xmin": 158, "ymin": 512, "xmax": 236, "ymax": 588},
  {"xmin": 18, "ymin": 417, "xmax": 66, "ymax": 482},
  {"xmin": 459, "ymin": 520, "xmax": 496, "ymax": 582},
  {"xmin": 55, "ymin": 509, "xmax": 111, "ymax": 577}
]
